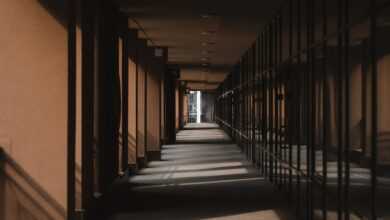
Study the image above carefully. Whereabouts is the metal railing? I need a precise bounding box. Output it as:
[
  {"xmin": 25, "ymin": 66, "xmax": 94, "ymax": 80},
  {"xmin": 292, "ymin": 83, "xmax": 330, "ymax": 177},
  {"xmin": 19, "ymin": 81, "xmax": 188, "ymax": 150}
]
[{"xmin": 215, "ymin": 0, "xmax": 390, "ymax": 219}]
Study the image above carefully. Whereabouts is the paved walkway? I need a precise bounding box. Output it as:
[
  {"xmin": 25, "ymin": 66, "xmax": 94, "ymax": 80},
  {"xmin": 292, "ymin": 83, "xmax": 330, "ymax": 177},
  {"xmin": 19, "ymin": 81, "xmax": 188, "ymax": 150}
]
[{"xmin": 108, "ymin": 123, "xmax": 294, "ymax": 220}]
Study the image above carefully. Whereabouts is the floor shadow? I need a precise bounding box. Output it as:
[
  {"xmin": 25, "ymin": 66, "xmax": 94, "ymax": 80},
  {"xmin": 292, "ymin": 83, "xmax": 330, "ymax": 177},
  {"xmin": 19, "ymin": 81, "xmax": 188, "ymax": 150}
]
[{"xmin": 100, "ymin": 127, "xmax": 295, "ymax": 220}]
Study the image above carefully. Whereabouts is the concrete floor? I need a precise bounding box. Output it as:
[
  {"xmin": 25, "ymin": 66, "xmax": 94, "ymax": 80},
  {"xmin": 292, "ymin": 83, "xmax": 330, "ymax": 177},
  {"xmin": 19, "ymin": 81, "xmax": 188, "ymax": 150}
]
[
  {"xmin": 107, "ymin": 123, "xmax": 295, "ymax": 220},
  {"xmin": 183, "ymin": 123, "xmax": 220, "ymax": 129}
]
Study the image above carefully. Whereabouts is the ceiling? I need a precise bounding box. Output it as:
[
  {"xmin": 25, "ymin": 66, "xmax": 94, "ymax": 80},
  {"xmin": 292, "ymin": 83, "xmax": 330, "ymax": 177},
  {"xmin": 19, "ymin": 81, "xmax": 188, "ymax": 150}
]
[{"xmin": 120, "ymin": 0, "xmax": 283, "ymax": 90}]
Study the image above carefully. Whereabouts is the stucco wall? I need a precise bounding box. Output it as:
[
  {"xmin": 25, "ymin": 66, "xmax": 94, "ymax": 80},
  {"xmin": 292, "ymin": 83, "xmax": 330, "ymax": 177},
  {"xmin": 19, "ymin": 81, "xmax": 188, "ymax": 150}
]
[
  {"xmin": 0, "ymin": 0, "xmax": 68, "ymax": 217},
  {"xmin": 146, "ymin": 59, "xmax": 161, "ymax": 153},
  {"xmin": 128, "ymin": 57, "xmax": 137, "ymax": 164},
  {"xmin": 137, "ymin": 57, "xmax": 146, "ymax": 158}
]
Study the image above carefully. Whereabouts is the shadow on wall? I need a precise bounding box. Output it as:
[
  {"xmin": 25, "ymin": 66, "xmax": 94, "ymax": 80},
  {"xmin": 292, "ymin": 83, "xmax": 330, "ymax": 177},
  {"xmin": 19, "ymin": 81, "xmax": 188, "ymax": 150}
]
[
  {"xmin": 137, "ymin": 131, "xmax": 145, "ymax": 158},
  {"xmin": 75, "ymin": 163, "xmax": 82, "ymax": 210},
  {"xmin": 0, "ymin": 148, "xmax": 66, "ymax": 220},
  {"xmin": 378, "ymin": 131, "xmax": 390, "ymax": 166},
  {"xmin": 128, "ymin": 134, "xmax": 137, "ymax": 164},
  {"xmin": 119, "ymin": 133, "xmax": 138, "ymax": 165},
  {"xmin": 37, "ymin": 0, "xmax": 67, "ymax": 27}
]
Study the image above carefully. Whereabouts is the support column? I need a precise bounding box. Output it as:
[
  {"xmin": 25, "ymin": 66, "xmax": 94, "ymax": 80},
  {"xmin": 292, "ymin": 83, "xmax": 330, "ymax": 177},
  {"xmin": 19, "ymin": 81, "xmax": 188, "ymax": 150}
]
[
  {"xmin": 160, "ymin": 48, "xmax": 168, "ymax": 145},
  {"xmin": 96, "ymin": 0, "xmax": 120, "ymax": 194},
  {"xmin": 126, "ymin": 29, "xmax": 138, "ymax": 168},
  {"xmin": 136, "ymin": 39, "xmax": 148, "ymax": 167},
  {"xmin": 146, "ymin": 48, "xmax": 166, "ymax": 161},
  {"xmin": 119, "ymin": 16, "xmax": 129, "ymax": 173},
  {"xmin": 165, "ymin": 66, "xmax": 180, "ymax": 144}
]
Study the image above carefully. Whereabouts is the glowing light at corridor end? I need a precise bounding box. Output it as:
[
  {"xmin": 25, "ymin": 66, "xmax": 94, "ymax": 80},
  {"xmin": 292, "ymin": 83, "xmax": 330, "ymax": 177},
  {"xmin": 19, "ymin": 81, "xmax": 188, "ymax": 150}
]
[{"xmin": 197, "ymin": 91, "xmax": 201, "ymax": 123}]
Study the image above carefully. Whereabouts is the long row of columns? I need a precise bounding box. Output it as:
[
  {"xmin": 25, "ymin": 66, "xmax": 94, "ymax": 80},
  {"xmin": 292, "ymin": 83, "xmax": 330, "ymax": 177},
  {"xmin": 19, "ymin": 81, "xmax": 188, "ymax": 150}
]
[{"xmin": 66, "ymin": 1, "xmax": 181, "ymax": 219}]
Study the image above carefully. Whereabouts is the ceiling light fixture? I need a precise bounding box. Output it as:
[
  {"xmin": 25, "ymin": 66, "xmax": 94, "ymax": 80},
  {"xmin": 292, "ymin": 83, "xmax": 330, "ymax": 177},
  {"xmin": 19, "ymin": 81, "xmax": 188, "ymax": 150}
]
[
  {"xmin": 202, "ymin": 42, "xmax": 216, "ymax": 46},
  {"xmin": 202, "ymin": 50, "xmax": 213, "ymax": 55},
  {"xmin": 201, "ymin": 30, "xmax": 216, "ymax": 35},
  {"xmin": 201, "ymin": 12, "xmax": 217, "ymax": 19}
]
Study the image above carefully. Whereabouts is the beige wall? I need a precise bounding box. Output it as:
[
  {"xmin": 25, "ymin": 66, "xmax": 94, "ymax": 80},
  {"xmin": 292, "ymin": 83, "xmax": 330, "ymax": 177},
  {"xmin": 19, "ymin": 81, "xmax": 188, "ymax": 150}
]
[
  {"xmin": 118, "ymin": 39, "xmax": 123, "ymax": 172},
  {"xmin": 1, "ymin": 153, "xmax": 66, "ymax": 220},
  {"xmin": 175, "ymin": 87, "xmax": 180, "ymax": 130},
  {"xmin": 183, "ymin": 95, "xmax": 189, "ymax": 124},
  {"xmin": 75, "ymin": 26, "xmax": 83, "ymax": 210},
  {"xmin": 377, "ymin": 55, "xmax": 390, "ymax": 134},
  {"xmin": 146, "ymin": 60, "xmax": 161, "ymax": 152},
  {"xmin": 376, "ymin": 54, "xmax": 390, "ymax": 163},
  {"xmin": 0, "ymin": 0, "xmax": 67, "ymax": 218},
  {"xmin": 128, "ymin": 57, "xmax": 137, "ymax": 164},
  {"xmin": 324, "ymin": 69, "xmax": 338, "ymax": 148},
  {"xmin": 160, "ymin": 72, "xmax": 165, "ymax": 143},
  {"xmin": 137, "ymin": 60, "xmax": 146, "ymax": 158},
  {"xmin": 350, "ymin": 63, "xmax": 363, "ymax": 150},
  {"xmin": 315, "ymin": 51, "xmax": 390, "ymax": 164}
]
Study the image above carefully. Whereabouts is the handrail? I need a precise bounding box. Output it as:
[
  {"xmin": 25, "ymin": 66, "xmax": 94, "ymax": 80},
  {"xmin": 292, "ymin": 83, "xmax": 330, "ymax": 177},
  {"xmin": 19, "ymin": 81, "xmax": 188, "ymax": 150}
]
[
  {"xmin": 217, "ymin": 118, "xmax": 301, "ymax": 173},
  {"xmin": 215, "ymin": 118, "xmax": 334, "ymax": 185},
  {"xmin": 215, "ymin": 117, "xmax": 249, "ymax": 140}
]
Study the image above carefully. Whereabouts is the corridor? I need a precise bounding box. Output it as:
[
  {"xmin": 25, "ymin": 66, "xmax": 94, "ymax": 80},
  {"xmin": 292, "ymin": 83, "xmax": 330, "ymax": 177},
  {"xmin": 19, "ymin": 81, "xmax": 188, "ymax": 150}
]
[
  {"xmin": 107, "ymin": 124, "xmax": 294, "ymax": 220},
  {"xmin": 2, "ymin": 0, "xmax": 390, "ymax": 219}
]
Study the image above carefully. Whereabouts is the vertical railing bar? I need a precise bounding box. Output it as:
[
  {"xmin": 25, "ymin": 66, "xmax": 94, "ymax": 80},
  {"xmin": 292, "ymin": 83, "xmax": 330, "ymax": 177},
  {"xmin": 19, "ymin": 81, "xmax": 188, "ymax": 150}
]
[
  {"xmin": 262, "ymin": 32, "xmax": 266, "ymax": 175},
  {"xmin": 248, "ymin": 52, "xmax": 250, "ymax": 158},
  {"xmin": 135, "ymin": 40, "xmax": 139, "ymax": 165},
  {"xmin": 270, "ymin": 23, "xmax": 275, "ymax": 182},
  {"xmin": 275, "ymin": 17, "xmax": 279, "ymax": 186},
  {"xmin": 266, "ymin": 27, "xmax": 270, "ymax": 179},
  {"xmin": 344, "ymin": 0, "xmax": 350, "ymax": 219},
  {"xmin": 250, "ymin": 46, "xmax": 254, "ymax": 161},
  {"xmin": 275, "ymin": 18, "xmax": 278, "ymax": 185},
  {"xmin": 288, "ymin": 0, "xmax": 293, "ymax": 202},
  {"xmin": 266, "ymin": 27, "xmax": 270, "ymax": 180},
  {"xmin": 311, "ymin": 0, "xmax": 320, "ymax": 218},
  {"xmin": 258, "ymin": 36, "xmax": 262, "ymax": 172},
  {"xmin": 305, "ymin": 0, "xmax": 312, "ymax": 217},
  {"xmin": 321, "ymin": 0, "xmax": 328, "ymax": 218},
  {"xmin": 336, "ymin": 0, "xmax": 344, "ymax": 218},
  {"xmin": 245, "ymin": 50, "xmax": 250, "ymax": 159},
  {"xmin": 247, "ymin": 50, "xmax": 250, "ymax": 158},
  {"xmin": 241, "ymin": 61, "xmax": 243, "ymax": 151},
  {"xmin": 258, "ymin": 36, "xmax": 262, "ymax": 169},
  {"xmin": 81, "ymin": 0, "xmax": 95, "ymax": 217},
  {"xmin": 244, "ymin": 54, "xmax": 246, "ymax": 155},
  {"xmin": 121, "ymin": 31, "xmax": 129, "ymax": 172},
  {"xmin": 244, "ymin": 54, "xmax": 247, "ymax": 155},
  {"xmin": 279, "ymin": 14, "xmax": 285, "ymax": 188},
  {"xmin": 265, "ymin": 31, "xmax": 268, "ymax": 177},
  {"xmin": 264, "ymin": 31, "xmax": 268, "ymax": 177},
  {"xmin": 251, "ymin": 45, "xmax": 253, "ymax": 162},
  {"xmin": 249, "ymin": 48, "xmax": 251, "ymax": 160},
  {"xmin": 309, "ymin": 0, "xmax": 317, "ymax": 218},
  {"xmin": 253, "ymin": 43, "xmax": 257, "ymax": 164},
  {"xmin": 144, "ymin": 48, "xmax": 148, "ymax": 163},
  {"xmin": 274, "ymin": 20, "xmax": 277, "ymax": 184},
  {"xmin": 369, "ymin": 0, "xmax": 378, "ymax": 219},
  {"xmin": 277, "ymin": 15, "xmax": 282, "ymax": 188},
  {"xmin": 296, "ymin": 0, "xmax": 302, "ymax": 217},
  {"xmin": 264, "ymin": 29, "xmax": 267, "ymax": 178},
  {"xmin": 307, "ymin": 0, "xmax": 312, "ymax": 217},
  {"xmin": 240, "ymin": 59, "xmax": 243, "ymax": 151},
  {"xmin": 67, "ymin": 0, "xmax": 76, "ymax": 217},
  {"xmin": 279, "ymin": 14, "xmax": 283, "ymax": 188}
]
